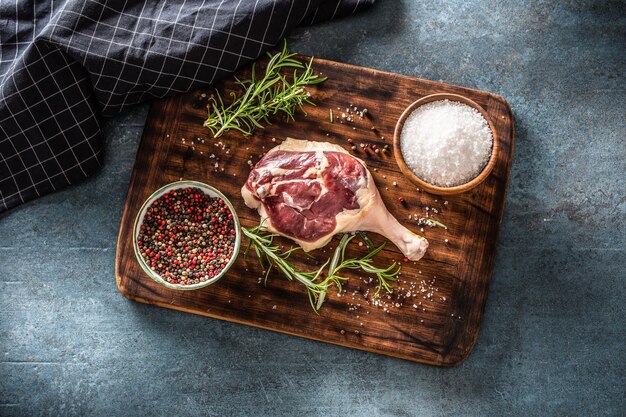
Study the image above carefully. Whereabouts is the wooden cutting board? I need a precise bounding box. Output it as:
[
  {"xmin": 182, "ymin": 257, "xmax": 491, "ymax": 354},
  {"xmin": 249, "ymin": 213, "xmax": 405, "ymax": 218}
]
[{"xmin": 115, "ymin": 55, "xmax": 514, "ymax": 366}]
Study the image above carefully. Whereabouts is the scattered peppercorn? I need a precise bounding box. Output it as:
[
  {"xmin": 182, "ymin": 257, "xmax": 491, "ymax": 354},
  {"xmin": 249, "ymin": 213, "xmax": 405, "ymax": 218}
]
[
  {"xmin": 192, "ymin": 93, "xmax": 212, "ymax": 109},
  {"xmin": 136, "ymin": 187, "xmax": 236, "ymax": 286}
]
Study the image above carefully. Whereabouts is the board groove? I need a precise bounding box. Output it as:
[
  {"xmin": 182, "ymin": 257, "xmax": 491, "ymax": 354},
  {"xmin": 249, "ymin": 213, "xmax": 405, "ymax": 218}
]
[{"xmin": 115, "ymin": 56, "xmax": 514, "ymax": 366}]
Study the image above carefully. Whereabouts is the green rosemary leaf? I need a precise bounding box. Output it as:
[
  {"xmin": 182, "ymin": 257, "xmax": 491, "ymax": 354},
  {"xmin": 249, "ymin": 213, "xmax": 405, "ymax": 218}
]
[
  {"xmin": 204, "ymin": 40, "xmax": 326, "ymax": 138},
  {"xmin": 357, "ymin": 231, "xmax": 375, "ymax": 249},
  {"xmin": 243, "ymin": 225, "xmax": 401, "ymax": 311}
]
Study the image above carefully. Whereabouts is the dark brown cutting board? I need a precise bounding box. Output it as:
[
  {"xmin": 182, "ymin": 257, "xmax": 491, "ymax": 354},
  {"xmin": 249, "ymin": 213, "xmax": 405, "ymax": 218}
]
[{"xmin": 115, "ymin": 55, "xmax": 514, "ymax": 366}]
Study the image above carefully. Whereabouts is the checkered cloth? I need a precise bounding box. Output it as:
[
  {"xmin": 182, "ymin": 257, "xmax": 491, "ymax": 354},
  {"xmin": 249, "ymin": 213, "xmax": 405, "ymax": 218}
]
[{"xmin": 0, "ymin": 0, "xmax": 373, "ymax": 212}]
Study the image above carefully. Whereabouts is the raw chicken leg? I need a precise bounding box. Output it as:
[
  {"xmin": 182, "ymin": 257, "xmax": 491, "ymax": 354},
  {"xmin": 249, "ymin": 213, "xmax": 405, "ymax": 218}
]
[{"xmin": 242, "ymin": 138, "xmax": 428, "ymax": 260}]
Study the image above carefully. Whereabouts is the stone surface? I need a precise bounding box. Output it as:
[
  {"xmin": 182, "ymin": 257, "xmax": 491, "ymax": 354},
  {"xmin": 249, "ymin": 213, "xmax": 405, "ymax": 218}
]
[{"xmin": 1, "ymin": 1, "xmax": 624, "ymax": 416}]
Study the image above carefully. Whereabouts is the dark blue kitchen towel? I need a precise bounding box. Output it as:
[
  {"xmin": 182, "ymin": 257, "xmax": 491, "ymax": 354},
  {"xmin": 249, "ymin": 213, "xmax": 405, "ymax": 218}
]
[{"xmin": 0, "ymin": 0, "xmax": 374, "ymax": 212}]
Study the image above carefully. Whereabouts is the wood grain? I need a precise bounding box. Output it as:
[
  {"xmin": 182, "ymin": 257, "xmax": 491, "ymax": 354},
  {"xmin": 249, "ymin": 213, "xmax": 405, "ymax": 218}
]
[{"xmin": 115, "ymin": 56, "xmax": 514, "ymax": 366}]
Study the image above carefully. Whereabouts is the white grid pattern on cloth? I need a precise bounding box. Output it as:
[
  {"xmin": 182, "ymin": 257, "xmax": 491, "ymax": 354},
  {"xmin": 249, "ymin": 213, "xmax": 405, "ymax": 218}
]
[
  {"xmin": 0, "ymin": 0, "xmax": 374, "ymax": 211},
  {"xmin": 0, "ymin": 50, "xmax": 73, "ymax": 123},
  {"xmin": 0, "ymin": 126, "xmax": 28, "ymax": 205},
  {"xmin": 22, "ymin": 50, "xmax": 89, "ymax": 178},
  {"xmin": 91, "ymin": 0, "xmax": 129, "ymax": 106},
  {"xmin": 0, "ymin": 151, "xmax": 100, "ymax": 205},
  {"xmin": 186, "ymin": 0, "xmax": 226, "ymax": 95},
  {"xmin": 57, "ymin": 11, "xmax": 266, "ymax": 61},
  {"xmin": 142, "ymin": 1, "xmax": 189, "ymax": 104},
  {"xmin": 208, "ymin": 0, "xmax": 244, "ymax": 85},
  {"xmin": 256, "ymin": 0, "xmax": 277, "ymax": 57},
  {"xmin": 232, "ymin": 0, "xmax": 260, "ymax": 72},
  {"xmin": 91, "ymin": 0, "xmax": 277, "ymax": 46},
  {"xmin": 1, "ymin": 56, "xmax": 71, "ymax": 205},
  {"xmin": 1, "ymin": 64, "xmax": 96, "ymax": 193},
  {"xmin": 119, "ymin": 0, "xmax": 169, "ymax": 109},
  {"xmin": 278, "ymin": 0, "xmax": 296, "ymax": 41},
  {"xmin": 52, "ymin": 45, "xmax": 102, "ymax": 168}
]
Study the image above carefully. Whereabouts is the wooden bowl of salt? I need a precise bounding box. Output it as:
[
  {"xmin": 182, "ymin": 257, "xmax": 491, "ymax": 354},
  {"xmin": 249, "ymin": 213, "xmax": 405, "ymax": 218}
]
[{"xmin": 393, "ymin": 93, "xmax": 499, "ymax": 195}]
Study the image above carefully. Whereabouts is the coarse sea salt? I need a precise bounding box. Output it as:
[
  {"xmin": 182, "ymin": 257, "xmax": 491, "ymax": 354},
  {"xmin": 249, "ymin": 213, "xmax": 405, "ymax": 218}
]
[{"xmin": 400, "ymin": 100, "xmax": 493, "ymax": 187}]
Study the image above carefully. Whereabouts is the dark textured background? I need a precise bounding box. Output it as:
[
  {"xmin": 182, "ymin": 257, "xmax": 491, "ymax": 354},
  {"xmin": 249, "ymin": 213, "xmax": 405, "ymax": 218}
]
[{"xmin": 1, "ymin": 1, "xmax": 624, "ymax": 415}]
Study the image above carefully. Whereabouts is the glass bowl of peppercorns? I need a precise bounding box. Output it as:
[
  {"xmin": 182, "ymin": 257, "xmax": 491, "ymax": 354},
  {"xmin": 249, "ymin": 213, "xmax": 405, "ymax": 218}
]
[{"xmin": 133, "ymin": 181, "xmax": 241, "ymax": 290}]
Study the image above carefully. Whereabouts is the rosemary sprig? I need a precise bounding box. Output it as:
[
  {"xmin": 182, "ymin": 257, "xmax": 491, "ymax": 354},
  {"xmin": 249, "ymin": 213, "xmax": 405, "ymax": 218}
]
[
  {"xmin": 243, "ymin": 224, "xmax": 400, "ymax": 311},
  {"xmin": 241, "ymin": 224, "xmax": 344, "ymax": 311},
  {"xmin": 326, "ymin": 234, "xmax": 400, "ymax": 299},
  {"xmin": 357, "ymin": 231, "xmax": 375, "ymax": 249},
  {"xmin": 204, "ymin": 40, "xmax": 327, "ymax": 138},
  {"xmin": 429, "ymin": 219, "xmax": 448, "ymax": 229}
]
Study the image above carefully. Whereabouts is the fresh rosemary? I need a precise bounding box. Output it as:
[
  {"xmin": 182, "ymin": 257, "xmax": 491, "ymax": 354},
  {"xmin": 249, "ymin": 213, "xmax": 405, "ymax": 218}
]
[
  {"xmin": 204, "ymin": 40, "xmax": 327, "ymax": 138},
  {"xmin": 429, "ymin": 219, "xmax": 448, "ymax": 229},
  {"xmin": 242, "ymin": 225, "xmax": 400, "ymax": 311},
  {"xmin": 325, "ymin": 234, "xmax": 400, "ymax": 301},
  {"xmin": 242, "ymin": 224, "xmax": 342, "ymax": 311}
]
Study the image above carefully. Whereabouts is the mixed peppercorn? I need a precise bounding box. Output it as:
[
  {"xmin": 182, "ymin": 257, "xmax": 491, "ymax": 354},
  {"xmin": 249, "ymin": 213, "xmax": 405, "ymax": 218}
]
[{"xmin": 136, "ymin": 187, "xmax": 236, "ymax": 286}]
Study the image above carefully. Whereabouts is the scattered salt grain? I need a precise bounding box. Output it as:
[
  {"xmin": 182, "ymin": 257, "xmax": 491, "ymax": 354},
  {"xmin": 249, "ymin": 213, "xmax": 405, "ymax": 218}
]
[{"xmin": 400, "ymin": 99, "xmax": 493, "ymax": 187}]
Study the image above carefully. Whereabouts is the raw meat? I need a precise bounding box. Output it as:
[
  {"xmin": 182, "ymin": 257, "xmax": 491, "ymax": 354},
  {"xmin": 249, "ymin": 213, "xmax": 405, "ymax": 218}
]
[{"xmin": 242, "ymin": 138, "xmax": 428, "ymax": 260}]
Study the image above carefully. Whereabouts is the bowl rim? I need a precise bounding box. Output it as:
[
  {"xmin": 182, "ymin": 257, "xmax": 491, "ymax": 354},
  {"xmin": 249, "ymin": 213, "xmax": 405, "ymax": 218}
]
[
  {"xmin": 132, "ymin": 180, "xmax": 241, "ymax": 291},
  {"xmin": 392, "ymin": 93, "xmax": 499, "ymax": 195}
]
